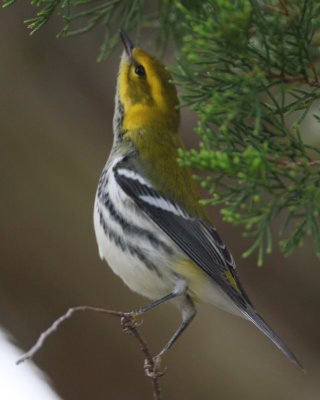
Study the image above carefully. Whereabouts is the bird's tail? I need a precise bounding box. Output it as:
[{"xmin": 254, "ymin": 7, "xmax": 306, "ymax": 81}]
[{"xmin": 242, "ymin": 308, "xmax": 304, "ymax": 371}]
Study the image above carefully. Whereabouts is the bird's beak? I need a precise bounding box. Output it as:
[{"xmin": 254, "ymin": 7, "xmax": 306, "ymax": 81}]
[{"xmin": 120, "ymin": 30, "xmax": 134, "ymax": 57}]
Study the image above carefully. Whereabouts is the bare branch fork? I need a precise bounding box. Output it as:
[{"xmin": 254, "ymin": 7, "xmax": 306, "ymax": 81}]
[{"xmin": 16, "ymin": 306, "xmax": 164, "ymax": 400}]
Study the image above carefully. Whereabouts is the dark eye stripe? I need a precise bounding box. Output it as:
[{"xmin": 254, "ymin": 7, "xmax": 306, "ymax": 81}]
[{"xmin": 135, "ymin": 65, "xmax": 146, "ymax": 77}]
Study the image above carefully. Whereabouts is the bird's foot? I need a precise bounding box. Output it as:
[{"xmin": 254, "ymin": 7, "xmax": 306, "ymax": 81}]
[
  {"xmin": 120, "ymin": 313, "xmax": 143, "ymax": 334},
  {"xmin": 144, "ymin": 354, "xmax": 166, "ymax": 379}
]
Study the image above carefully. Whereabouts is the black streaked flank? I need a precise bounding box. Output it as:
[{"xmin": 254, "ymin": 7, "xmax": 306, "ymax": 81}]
[
  {"xmin": 97, "ymin": 169, "xmax": 108, "ymax": 199},
  {"xmin": 97, "ymin": 169, "xmax": 174, "ymax": 255},
  {"xmin": 97, "ymin": 207, "xmax": 162, "ymax": 277}
]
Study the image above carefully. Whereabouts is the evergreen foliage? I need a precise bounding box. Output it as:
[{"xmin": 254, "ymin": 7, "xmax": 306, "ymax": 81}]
[{"xmin": 4, "ymin": 0, "xmax": 320, "ymax": 265}]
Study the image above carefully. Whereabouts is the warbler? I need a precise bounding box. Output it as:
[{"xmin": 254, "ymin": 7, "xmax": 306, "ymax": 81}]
[{"xmin": 93, "ymin": 31, "xmax": 302, "ymax": 369}]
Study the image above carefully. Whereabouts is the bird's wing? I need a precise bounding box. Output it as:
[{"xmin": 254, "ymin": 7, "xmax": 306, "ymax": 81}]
[
  {"xmin": 113, "ymin": 162, "xmax": 252, "ymax": 309},
  {"xmin": 113, "ymin": 161, "xmax": 303, "ymax": 369}
]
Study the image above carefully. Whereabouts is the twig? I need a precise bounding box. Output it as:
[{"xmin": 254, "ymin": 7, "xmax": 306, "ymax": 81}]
[
  {"xmin": 267, "ymin": 71, "xmax": 320, "ymax": 88},
  {"xmin": 279, "ymin": 0, "xmax": 289, "ymax": 16},
  {"xmin": 122, "ymin": 315, "xmax": 163, "ymax": 399},
  {"xmin": 265, "ymin": 0, "xmax": 289, "ymax": 16},
  {"xmin": 16, "ymin": 306, "xmax": 164, "ymax": 400},
  {"xmin": 265, "ymin": 4, "xmax": 288, "ymax": 15},
  {"xmin": 268, "ymin": 156, "xmax": 320, "ymax": 167}
]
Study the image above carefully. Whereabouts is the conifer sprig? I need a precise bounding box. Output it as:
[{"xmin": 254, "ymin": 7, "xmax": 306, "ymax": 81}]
[
  {"xmin": 4, "ymin": 0, "xmax": 320, "ymax": 265},
  {"xmin": 173, "ymin": 0, "xmax": 320, "ymax": 265}
]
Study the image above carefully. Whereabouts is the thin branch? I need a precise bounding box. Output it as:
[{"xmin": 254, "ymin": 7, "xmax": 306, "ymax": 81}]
[
  {"xmin": 267, "ymin": 71, "xmax": 320, "ymax": 88},
  {"xmin": 17, "ymin": 306, "xmax": 163, "ymax": 400},
  {"xmin": 279, "ymin": 0, "xmax": 289, "ymax": 16},
  {"xmin": 268, "ymin": 156, "xmax": 320, "ymax": 167},
  {"xmin": 265, "ymin": 4, "xmax": 288, "ymax": 15}
]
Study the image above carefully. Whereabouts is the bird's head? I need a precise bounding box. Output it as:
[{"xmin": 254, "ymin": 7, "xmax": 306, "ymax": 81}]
[{"xmin": 116, "ymin": 31, "xmax": 180, "ymax": 134}]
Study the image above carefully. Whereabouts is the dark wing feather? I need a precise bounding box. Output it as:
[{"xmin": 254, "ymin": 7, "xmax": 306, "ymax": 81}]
[
  {"xmin": 201, "ymin": 223, "xmax": 253, "ymax": 307},
  {"xmin": 114, "ymin": 164, "xmax": 251, "ymax": 309}
]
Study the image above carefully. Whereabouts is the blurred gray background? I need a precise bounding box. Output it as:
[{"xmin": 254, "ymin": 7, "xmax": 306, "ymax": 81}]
[{"xmin": 1, "ymin": 3, "xmax": 320, "ymax": 399}]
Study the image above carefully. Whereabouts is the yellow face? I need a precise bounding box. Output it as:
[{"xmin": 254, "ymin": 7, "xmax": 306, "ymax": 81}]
[{"xmin": 118, "ymin": 48, "xmax": 179, "ymax": 123}]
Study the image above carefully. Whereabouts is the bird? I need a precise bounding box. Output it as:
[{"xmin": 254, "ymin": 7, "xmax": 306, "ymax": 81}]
[{"xmin": 93, "ymin": 30, "xmax": 302, "ymax": 370}]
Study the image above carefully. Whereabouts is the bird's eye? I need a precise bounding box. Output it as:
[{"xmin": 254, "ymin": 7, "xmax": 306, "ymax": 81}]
[{"xmin": 134, "ymin": 65, "xmax": 146, "ymax": 77}]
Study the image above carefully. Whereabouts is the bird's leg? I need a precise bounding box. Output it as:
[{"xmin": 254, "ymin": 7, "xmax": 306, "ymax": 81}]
[
  {"xmin": 158, "ymin": 295, "xmax": 196, "ymax": 356},
  {"xmin": 120, "ymin": 280, "xmax": 187, "ymax": 335},
  {"xmin": 126, "ymin": 279, "xmax": 188, "ymax": 316},
  {"xmin": 121, "ymin": 280, "xmax": 195, "ymax": 378},
  {"xmin": 145, "ymin": 295, "xmax": 196, "ymax": 378}
]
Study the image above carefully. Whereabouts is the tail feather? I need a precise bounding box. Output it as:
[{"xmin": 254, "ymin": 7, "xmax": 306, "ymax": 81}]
[{"xmin": 242, "ymin": 309, "xmax": 305, "ymax": 371}]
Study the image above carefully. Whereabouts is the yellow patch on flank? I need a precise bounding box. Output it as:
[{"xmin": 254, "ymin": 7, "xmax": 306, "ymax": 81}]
[
  {"xmin": 173, "ymin": 258, "xmax": 207, "ymax": 302},
  {"xmin": 175, "ymin": 259, "xmax": 241, "ymax": 302}
]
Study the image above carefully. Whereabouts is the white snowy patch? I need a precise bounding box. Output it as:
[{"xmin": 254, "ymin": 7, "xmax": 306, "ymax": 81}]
[{"xmin": 0, "ymin": 328, "xmax": 62, "ymax": 400}]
